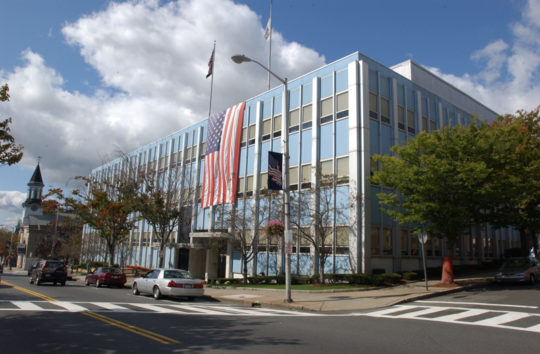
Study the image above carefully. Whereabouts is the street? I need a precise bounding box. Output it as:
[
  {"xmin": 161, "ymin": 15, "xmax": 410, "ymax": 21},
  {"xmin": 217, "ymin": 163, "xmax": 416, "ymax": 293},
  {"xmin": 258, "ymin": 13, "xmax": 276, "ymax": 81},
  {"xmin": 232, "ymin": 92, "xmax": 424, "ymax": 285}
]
[{"xmin": 0, "ymin": 272, "xmax": 539, "ymax": 353}]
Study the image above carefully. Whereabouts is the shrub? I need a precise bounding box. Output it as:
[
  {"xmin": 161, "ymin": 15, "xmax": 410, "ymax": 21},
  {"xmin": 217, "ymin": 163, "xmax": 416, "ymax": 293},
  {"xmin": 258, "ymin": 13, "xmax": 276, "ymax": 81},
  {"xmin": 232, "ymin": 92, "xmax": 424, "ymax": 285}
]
[{"xmin": 402, "ymin": 272, "xmax": 418, "ymax": 281}]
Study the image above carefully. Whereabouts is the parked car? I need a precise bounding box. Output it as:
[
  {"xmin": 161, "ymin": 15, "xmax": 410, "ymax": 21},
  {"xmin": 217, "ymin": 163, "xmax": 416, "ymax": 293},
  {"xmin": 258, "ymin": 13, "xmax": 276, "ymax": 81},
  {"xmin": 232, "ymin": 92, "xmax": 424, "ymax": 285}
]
[
  {"xmin": 495, "ymin": 258, "xmax": 540, "ymax": 284},
  {"xmin": 30, "ymin": 259, "xmax": 67, "ymax": 286},
  {"xmin": 0, "ymin": 264, "xmax": 3, "ymax": 274},
  {"xmin": 132, "ymin": 269, "xmax": 204, "ymax": 300},
  {"xmin": 27, "ymin": 262, "xmax": 38, "ymax": 276},
  {"xmin": 66, "ymin": 265, "xmax": 73, "ymax": 280},
  {"xmin": 85, "ymin": 267, "xmax": 127, "ymax": 288}
]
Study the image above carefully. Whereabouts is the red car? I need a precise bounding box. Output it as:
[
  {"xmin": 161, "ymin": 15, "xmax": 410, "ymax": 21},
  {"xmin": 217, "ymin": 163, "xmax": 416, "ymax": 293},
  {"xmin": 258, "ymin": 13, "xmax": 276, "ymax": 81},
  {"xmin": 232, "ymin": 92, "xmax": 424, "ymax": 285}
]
[{"xmin": 85, "ymin": 267, "xmax": 126, "ymax": 288}]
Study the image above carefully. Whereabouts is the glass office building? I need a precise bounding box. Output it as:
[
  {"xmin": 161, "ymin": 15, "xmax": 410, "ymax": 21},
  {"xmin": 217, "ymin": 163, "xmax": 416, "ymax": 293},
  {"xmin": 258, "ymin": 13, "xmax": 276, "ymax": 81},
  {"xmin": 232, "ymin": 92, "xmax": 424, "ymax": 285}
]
[{"xmin": 82, "ymin": 52, "xmax": 520, "ymax": 279}]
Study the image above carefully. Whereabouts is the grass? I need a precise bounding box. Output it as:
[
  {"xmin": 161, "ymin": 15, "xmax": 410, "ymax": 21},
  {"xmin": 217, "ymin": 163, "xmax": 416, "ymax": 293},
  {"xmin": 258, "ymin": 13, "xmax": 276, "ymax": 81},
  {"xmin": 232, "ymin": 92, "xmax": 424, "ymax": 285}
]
[{"xmin": 210, "ymin": 283, "xmax": 372, "ymax": 290}]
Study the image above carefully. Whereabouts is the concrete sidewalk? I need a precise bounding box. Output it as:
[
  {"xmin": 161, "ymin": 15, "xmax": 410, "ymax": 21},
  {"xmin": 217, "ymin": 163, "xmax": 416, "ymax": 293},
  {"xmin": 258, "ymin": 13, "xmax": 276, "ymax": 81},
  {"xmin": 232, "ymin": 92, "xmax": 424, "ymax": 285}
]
[{"xmin": 203, "ymin": 277, "xmax": 492, "ymax": 312}]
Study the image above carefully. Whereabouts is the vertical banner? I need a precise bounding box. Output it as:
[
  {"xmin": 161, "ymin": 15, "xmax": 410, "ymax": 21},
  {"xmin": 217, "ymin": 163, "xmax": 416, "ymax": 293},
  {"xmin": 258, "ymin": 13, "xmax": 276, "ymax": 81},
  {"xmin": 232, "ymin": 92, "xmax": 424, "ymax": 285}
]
[{"xmin": 268, "ymin": 151, "xmax": 283, "ymax": 190}]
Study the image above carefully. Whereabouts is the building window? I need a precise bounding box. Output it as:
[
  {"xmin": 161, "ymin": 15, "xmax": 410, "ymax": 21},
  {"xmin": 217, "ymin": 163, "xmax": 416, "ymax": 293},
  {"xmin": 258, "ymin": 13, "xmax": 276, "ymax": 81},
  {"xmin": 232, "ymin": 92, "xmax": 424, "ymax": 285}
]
[
  {"xmin": 246, "ymin": 175, "xmax": 254, "ymax": 196},
  {"xmin": 400, "ymin": 229, "xmax": 408, "ymax": 256},
  {"xmin": 371, "ymin": 226, "xmax": 380, "ymax": 255},
  {"xmin": 262, "ymin": 119, "xmax": 271, "ymax": 141},
  {"xmin": 320, "ymin": 97, "xmax": 333, "ymax": 124},
  {"xmin": 407, "ymin": 109, "xmax": 415, "ymax": 134},
  {"xmin": 336, "ymin": 91, "xmax": 348, "ymax": 119},
  {"xmin": 289, "ymin": 166, "xmax": 299, "ymax": 190},
  {"xmin": 301, "ymin": 164, "xmax": 310, "ymax": 184},
  {"xmin": 320, "ymin": 159, "xmax": 333, "ymax": 185},
  {"xmin": 336, "ymin": 156, "xmax": 349, "ymax": 182},
  {"xmin": 369, "ymin": 92, "xmax": 378, "ymax": 120},
  {"xmin": 398, "ymin": 105, "xmax": 405, "ymax": 131},
  {"xmin": 273, "ymin": 115, "xmax": 282, "ymax": 138},
  {"xmin": 422, "ymin": 116, "xmax": 428, "ymax": 132},
  {"xmin": 240, "ymin": 127, "xmax": 247, "ymax": 147},
  {"xmin": 381, "ymin": 97, "xmax": 390, "ymax": 124},
  {"xmin": 260, "ymin": 172, "xmax": 268, "ymax": 190},
  {"xmin": 289, "ymin": 109, "xmax": 300, "ymax": 133},
  {"xmin": 382, "ymin": 228, "xmax": 392, "ymax": 255},
  {"xmin": 248, "ymin": 124, "xmax": 256, "ymax": 145},
  {"xmin": 302, "ymin": 104, "xmax": 312, "ymax": 129}
]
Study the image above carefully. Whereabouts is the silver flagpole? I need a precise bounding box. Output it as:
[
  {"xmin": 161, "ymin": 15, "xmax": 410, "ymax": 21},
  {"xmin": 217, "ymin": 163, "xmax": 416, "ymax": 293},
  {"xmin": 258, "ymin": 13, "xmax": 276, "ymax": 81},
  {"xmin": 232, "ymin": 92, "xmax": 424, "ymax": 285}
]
[
  {"xmin": 267, "ymin": 0, "xmax": 273, "ymax": 90},
  {"xmin": 208, "ymin": 41, "xmax": 216, "ymax": 117}
]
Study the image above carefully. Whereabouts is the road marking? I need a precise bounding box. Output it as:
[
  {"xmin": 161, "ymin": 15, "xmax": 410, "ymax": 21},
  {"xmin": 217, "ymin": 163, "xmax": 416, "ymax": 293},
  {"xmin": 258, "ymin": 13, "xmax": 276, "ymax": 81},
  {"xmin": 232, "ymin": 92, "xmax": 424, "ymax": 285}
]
[
  {"xmin": 11, "ymin": 301, "xmax": 46, "ymax": 311},
  {"xmin": 416, "ymin": 300, "xmax": 538, "ymax": 309},
  {"xmin": 474, "ymin": 312, "xmax": 531, "ymax": 326},
  {"xmin": 2, "ymin": 282, "xmax": 182, "ymax": 345},
  {"xmin": 82, "ymin": 311, "xmax": 180, "ymax": 345},
  {"xmin": 0, "ymin": 300, "xmax": 318, "ymax": 317},
  {"xmin": 90, "ymin": 302, "xmax": 131, "ymax": 311},
  {"xmin": 1, "ymin": 280, "xmax": 57, "ymax": 302},
  {"xmin": 362, "ymin": 304, "xmax": 540, "ymax": 334}
]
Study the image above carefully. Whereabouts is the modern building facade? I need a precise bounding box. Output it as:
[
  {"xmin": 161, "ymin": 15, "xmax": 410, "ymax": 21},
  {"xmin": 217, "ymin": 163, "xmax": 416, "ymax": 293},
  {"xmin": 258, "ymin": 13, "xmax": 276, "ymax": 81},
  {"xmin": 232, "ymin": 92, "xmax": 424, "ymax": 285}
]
[{"xmin": 82, "ymin": 51, "xmax": 520, "ymax": 279}]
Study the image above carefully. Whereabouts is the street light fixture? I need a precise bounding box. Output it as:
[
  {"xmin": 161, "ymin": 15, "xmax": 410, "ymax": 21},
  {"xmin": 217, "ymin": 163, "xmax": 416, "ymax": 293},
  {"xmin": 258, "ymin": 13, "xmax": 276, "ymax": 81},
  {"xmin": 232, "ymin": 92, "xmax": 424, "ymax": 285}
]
[{"xmin": 231, "ymin": 54, "xmax": 292, "ymax": 303}]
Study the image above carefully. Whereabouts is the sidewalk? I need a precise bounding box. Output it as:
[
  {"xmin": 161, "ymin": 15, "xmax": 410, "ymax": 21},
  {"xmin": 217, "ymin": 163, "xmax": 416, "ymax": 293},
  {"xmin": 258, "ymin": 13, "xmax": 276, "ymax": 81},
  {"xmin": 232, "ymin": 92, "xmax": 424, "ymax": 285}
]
[
  {"xmin": 2, "ymin": 268, "xmax": 493, "ymax": 313},
  {"xmin": 203, "ymin": 276, "xmax": 492, "ymax": 312}
]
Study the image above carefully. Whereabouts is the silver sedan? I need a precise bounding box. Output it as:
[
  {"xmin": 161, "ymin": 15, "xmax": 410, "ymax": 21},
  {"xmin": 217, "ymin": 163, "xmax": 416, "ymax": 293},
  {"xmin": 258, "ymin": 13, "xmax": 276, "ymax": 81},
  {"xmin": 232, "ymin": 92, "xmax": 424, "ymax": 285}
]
[{"xmin": 132, "ymin": 268, "xmax": 204, "ymax": 300}]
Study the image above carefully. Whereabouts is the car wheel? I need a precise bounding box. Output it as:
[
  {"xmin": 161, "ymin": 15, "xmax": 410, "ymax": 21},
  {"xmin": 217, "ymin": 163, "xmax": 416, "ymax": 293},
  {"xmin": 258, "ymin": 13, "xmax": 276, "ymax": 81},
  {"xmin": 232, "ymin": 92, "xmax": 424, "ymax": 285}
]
[
  {"xmin": 132, "ymin": 283, "xmax": 140, "ymax": 295},
  {"xmin": 530, "ymin": 274, "xmax": 536, "ymax": 285},
  {"xmin": 61, "ymin": 282, "xmax": 66, "ymax": 286},
  {"xmin": 153, "ymin": 286, "xmax": 162, "ymax": 300},
  {"xmin": 96, "ymin": 279, "xmax": 101, "ymax": 288},
  {"xmin": 85, "ymin": 278, "xmax": 90, "ymax": 286},
  {"xmin": 53, "ymin": 282, "xmax": 57, "ymax": 286}
]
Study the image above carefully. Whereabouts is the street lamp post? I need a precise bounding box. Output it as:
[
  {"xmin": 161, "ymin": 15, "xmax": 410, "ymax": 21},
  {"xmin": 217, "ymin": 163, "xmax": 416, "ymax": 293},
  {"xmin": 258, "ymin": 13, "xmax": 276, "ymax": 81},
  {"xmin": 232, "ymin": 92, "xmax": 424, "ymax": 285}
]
[{"xmin": 231, "ymin": 54, "xmax": 292, "ymax": 303}]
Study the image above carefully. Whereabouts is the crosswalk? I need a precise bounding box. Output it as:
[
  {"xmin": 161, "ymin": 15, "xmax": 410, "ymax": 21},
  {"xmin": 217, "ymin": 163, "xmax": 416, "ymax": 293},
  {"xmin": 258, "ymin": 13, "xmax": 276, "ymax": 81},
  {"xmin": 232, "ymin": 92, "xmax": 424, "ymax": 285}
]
[
  {"xmin": 358, "ymin": 302, "xmax": 540, "ymax": 333},
  {"xmin": 0, "ymin": 300, "xmax": 320, "ymax": 317}
]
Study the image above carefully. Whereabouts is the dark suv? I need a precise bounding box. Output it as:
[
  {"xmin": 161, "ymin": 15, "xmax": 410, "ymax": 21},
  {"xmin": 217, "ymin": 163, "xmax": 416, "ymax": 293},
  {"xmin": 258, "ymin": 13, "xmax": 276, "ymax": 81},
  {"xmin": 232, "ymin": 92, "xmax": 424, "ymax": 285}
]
[{"xmin": 30, "ymin": 260, "xmax": 67, "ymax": 286}]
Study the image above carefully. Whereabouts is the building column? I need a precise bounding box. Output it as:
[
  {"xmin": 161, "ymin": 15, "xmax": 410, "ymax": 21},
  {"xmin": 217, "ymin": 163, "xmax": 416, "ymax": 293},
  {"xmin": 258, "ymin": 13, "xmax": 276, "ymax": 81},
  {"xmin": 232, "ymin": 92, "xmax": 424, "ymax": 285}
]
[
  {"xmin": 310, "ymin": 76, "xmax": 321, "ymax": 275},
  {"xmin": 250, "ymin": 101, "xmax": 263, "ymax": 276}
]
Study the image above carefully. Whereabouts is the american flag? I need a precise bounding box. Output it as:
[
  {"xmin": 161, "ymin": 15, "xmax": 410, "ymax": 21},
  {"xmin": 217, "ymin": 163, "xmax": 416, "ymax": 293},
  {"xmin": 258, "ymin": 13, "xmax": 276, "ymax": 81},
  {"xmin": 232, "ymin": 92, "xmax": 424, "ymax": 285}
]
[
  {"xmin": 201, "ymin": 102, "xmax": 246, "ymax": 208},
  {"xmin": 206, "ymin": 48, "xmax": 215, "ymax": 78}
]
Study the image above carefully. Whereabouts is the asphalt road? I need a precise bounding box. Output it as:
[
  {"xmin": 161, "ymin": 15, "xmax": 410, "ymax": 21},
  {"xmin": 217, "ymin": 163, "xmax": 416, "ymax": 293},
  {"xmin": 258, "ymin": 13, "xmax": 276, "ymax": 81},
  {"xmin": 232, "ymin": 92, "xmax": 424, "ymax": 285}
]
[{"xmin": 1, "ymin": 273, "xmax": 538, "ymax": 353}]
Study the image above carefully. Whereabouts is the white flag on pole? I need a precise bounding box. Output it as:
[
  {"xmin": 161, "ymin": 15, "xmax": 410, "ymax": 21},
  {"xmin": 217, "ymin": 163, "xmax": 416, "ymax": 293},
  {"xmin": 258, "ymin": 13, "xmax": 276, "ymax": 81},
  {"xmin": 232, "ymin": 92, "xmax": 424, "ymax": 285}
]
[{"xmin": 264, "ymin": 15, "xmax": 272, "ymax": 40}]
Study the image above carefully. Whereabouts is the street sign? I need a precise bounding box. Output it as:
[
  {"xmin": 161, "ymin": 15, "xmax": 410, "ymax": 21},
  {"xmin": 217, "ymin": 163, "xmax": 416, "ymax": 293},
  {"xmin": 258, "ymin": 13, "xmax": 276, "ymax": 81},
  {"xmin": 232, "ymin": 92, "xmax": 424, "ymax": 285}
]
[{"xmin": 418, "ymin": 231, "xmax": 428, "ymax": 244}]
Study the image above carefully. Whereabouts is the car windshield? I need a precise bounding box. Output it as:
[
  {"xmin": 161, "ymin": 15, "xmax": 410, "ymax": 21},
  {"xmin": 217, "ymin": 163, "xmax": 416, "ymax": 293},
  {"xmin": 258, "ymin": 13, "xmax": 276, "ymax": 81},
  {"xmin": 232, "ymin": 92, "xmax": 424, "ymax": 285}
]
[
  {"xmin": 45, "ymin": 262, "xmax": 64, "ymax": 269},
  {"xmin": 163, "ymin": 270, "xmax": 192, "ymax": 279},
  {"xmin": 500, "ymin": 258, "xmax": 533, "ymax": 271}
]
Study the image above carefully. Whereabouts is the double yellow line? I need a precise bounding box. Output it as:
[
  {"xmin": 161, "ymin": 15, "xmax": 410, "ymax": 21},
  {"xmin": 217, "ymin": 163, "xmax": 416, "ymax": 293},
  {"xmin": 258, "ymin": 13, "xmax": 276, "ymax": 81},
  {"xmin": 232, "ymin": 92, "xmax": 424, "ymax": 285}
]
[{"xmin": 2, "ymin": 280, "xmax": 180, "ymax": 345}]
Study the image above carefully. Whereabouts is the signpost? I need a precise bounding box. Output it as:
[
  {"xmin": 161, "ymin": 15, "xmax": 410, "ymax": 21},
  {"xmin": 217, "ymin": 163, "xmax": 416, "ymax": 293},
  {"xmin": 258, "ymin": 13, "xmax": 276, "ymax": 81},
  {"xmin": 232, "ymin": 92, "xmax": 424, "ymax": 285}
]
[{"xmin": 418, "ymin": 230, "xmax": 428, "ymax": 290}]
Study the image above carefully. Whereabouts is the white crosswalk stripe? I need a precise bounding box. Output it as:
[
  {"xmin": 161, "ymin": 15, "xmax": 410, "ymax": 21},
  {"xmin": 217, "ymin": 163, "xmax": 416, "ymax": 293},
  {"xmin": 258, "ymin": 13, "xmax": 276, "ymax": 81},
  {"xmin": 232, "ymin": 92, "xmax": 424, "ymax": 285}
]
[
  {"xmin": 0, "ymin": 300, "xmax": 319, "ymax": 317},
  {"xmin": 360, "ymin": 304, "xmax": 540, "ymax": 334}
]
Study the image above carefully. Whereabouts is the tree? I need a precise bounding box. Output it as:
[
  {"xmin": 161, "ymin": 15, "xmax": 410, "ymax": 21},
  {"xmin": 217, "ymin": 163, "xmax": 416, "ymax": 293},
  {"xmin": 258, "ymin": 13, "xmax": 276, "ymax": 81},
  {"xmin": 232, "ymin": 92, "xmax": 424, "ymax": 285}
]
[
  {"xmin": 0, "ymin": 84, "xmax": 23, "ymax": 166},
  {"xmin": 63, "ymin": 173, "xmax": 140, "ymax": 266},
  {"xmin": 216, "ymin": 190, "xmax": 281, "ymax": 284},
  {"xmin": 136, "ymin": 169, "xmax": 187, "ymax": 268},
  {"xmin": 371, "ymin": 121, "xmax": 496, "ymax": 282},
  {"xmin": 289, "ymin": 173, "xmax": 351, "ymax": 284},
  {"xmin": 490, "ymin": 107, "xmax": 540, "ymax": 252}
]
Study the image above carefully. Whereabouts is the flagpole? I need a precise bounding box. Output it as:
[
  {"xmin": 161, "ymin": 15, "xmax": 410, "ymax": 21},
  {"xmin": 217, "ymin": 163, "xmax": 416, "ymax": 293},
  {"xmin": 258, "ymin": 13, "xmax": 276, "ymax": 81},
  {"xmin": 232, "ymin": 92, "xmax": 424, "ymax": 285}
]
[
  {"xmin": 208, "ymin": 41, "xmax": 216, "ymax": 117},
  {"xmin": 267, "ymin": 0, "xmax": 273, "ymax": 90}
]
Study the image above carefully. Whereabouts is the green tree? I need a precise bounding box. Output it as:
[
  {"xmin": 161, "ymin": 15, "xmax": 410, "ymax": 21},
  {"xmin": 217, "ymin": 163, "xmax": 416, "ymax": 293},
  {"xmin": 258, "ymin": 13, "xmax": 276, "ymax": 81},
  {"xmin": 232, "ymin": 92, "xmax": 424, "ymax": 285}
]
[
  {"xmin": 490, "ymin": 107, "xmax": 540, "ymax": 252},
  {"xmin": 0, "ymin": 84, "xmax": 24, "ymax": 165},
  {"xmin": 371, "ymin": 121, "xmax": 495, "ymax": 266}
]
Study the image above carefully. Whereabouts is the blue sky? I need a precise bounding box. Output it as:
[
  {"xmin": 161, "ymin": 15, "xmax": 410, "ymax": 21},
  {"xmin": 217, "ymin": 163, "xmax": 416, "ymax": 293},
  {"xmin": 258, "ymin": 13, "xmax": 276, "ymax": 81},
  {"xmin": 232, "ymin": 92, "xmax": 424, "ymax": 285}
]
[{"xmin": 1, "ymin": 0, "xmax": 539, "ymax": 227}]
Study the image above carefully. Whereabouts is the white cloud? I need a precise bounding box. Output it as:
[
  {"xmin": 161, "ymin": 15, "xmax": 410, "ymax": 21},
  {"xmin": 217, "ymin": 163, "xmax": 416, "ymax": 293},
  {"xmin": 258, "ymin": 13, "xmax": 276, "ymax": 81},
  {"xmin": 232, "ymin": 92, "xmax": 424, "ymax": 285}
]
[
  {"xmin": 0, "ymin": 0, "xmax": 325, "ymax": 193},
  {"xmin": 0, "ymin": 191, "xmax": 26, "ymax": 216},
  {"xmin": 425, "ymin": 0, "xmax": 540, "ymax": 115}
]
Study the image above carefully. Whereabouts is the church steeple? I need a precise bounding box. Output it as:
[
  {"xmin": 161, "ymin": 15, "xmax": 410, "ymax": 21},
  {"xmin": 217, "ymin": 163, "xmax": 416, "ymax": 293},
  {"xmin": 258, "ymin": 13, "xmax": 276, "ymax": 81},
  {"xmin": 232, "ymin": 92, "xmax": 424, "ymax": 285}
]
[{"xmin": 23, "ymin": 163, "xmax": 44, "ymax": 209}]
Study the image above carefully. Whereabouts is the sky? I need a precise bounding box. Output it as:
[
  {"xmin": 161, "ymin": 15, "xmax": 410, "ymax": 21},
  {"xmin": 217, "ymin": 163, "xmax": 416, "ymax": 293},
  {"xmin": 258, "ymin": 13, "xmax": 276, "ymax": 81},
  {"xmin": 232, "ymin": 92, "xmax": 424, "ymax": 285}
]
[{"xmin": 1, "ymin": 0, "xmax": 539, "ymax": 228}]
